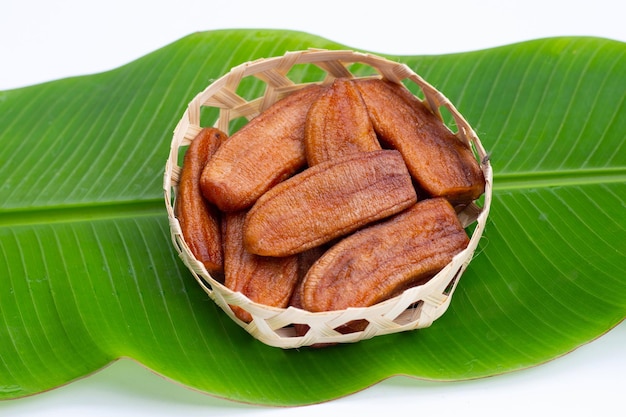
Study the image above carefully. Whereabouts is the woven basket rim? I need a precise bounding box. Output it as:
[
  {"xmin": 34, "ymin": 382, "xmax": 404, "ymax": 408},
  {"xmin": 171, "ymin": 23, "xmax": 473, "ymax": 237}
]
[{"xmin": 163, "ymin": 48, "xmax": 493, "ymax": 348}]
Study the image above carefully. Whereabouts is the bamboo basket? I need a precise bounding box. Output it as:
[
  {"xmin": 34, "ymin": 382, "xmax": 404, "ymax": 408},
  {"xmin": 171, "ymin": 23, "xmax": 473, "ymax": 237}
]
[{"xmin": 163, "ymin": 49, "xmax": 493, "ymax": 349}]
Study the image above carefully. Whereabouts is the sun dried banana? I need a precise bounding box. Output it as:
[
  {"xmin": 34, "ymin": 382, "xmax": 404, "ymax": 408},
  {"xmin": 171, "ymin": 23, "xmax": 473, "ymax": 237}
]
[
  {"xmin": 222, "ymin": 210, "xmax": 299, "ymax": 323},
  {"xmin": 355, "ymin": 78, "xmax": 485, "ymax": 206},
  {"xmin": 176, "ymin": 127, "xmax": 226, "ymax": 275},
  {"xmin": 301, "ymin": 197, "xmax": 470, "ymax": 312},
  {"xmin": 200, "ymin": 84, "xmax": 325, "ymax": 212},
  {"xmin": 288, "ymin": 246, "xmax": 329, "ymax": 341},
  {"xmin": 243, "ymin": 149, "xmax": 418, "ymax": 257},
  {"xmin": 176, "ymin": 73, "xmax": 486, "ymax": 335},
  {"xmin": 304, "ymin": 78, "xmax": 380, "ymax": 165}
]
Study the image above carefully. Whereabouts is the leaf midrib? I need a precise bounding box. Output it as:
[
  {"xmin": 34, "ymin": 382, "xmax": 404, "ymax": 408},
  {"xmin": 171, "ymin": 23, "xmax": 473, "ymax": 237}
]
[
  {"xmin": 0, "ymin": 200, "xmax": 165, "ymax": 227},
  {"xmin": 493, "ymin": 167, "xmax": 626, "ymax": 190},
  {"xmin": 1, "ymin": 167, "xmax": 623, "ymax": 227}
]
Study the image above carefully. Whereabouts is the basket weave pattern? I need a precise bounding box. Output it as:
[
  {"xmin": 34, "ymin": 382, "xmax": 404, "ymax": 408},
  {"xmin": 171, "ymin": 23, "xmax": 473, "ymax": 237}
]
[{"xmin": 163, "ymin": 49, "xmax": 493, "ymax": 348}]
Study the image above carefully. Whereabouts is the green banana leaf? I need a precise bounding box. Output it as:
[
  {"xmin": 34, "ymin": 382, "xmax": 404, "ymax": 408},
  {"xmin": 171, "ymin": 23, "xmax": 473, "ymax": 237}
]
[{"xmin": 0, "ymin": 29, "xmax": 624, "ymax": 406}]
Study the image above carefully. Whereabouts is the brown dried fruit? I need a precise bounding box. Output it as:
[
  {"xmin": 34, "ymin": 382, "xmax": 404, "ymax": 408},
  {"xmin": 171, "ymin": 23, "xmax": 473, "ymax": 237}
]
[
  {"xmin": 176, "ymin": 127, "xmax": 226, "ymax": 275},
  {"xmin": 200, "ymin": 84, "xmax": 325, "ymax": 212},
  {"xmin": 243, "ymin": 149, "xmax": 418, "ymax": 257},
  {"xmin": 304, "ymin": 78, "xmax": 380, "ymax": 165},
  {"xmin": 288, "ymin": 246, "xmax": 327, "ymax": 340},
  {"xmin": 290, "ymin": 244, "xmax": 369, "ymax": 343},
  {"xmin": 289, "ymin": 245, "xmax": 328, "ymax": 309},
  {"xmin": 222, "ymin": 210, "xmax": 299, "ymax": 323},
  {"xmin": 301, "ymin": 197, "xmax": 470, "ymax": 312},
  {"xmin": 355, "ymin": 78, "xmax": 485, "ymax": 206}
]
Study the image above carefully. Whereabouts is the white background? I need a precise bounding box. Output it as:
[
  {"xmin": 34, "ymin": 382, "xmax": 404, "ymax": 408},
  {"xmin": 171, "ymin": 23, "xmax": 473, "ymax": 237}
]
[{"xmin": 1, "ymin": 1, "xmax": 624, "ymax": 416}]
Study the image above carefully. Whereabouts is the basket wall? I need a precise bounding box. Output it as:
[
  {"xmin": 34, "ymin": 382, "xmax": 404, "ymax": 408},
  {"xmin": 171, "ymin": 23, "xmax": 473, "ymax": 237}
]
[{"xmin": 163, "ymin": 49, "xmax": 493, "ymax": 349}]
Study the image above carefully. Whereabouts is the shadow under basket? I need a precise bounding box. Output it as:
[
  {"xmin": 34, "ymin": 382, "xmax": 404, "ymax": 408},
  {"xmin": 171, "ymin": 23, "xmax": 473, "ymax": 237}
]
[{"xmin": 163, "ymin": 49, "xmax": 493, "ymax": 349}]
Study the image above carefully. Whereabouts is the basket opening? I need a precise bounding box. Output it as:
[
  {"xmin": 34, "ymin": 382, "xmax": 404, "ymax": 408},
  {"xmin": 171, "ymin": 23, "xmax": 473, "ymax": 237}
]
[
  {"xmin": 437, "ymin": 105, "xmax": 459, "ymax": 135},
  {"xmin": 200, "ymin": 106, "xmax": 220, "ymax": 128},
  {"xmin": 285, "ymin": 63, "xmax": 328, "ymax": 85},
  {"xmin": 290, "ymin": 319, "xmax": 370, "ymax": 341},
  {"xmin": 392, "ymin": 300, "xmax": 424, "ymax": 326},
  {"xmin": 177, "ymin": 145, "xmax": 189, "ymax": 168},
  {"xmin": 292, "ymin": 322, "xmax": 310, "ymax": 338},
  {"xmin": 345, "ymin": 62, "xmax": 380, "ymax": 78},
  {"xmin": 272, "ymin": 325, "xmax": 299, "ymax": 338},
  {"xmin": 443, "ymin": 266, "xmax": 464, "ymax": 296},
  {"xmin": 402, "ymin": 80, "xmax": 426, "ymax": 101},
  {"xmin": 235, "ymin": 76, "xmax": 267, "ymax": 102},
  {"xmin": 335, "ymin": 319, "xmax": 369, "ymax": 335},
  {"xmin": 227, "ymin": 115, "xmax": 251, "ymax": 134},
  {"xmin": 197, "ymin": 275, "xmax": 215, "ymax": 293}
]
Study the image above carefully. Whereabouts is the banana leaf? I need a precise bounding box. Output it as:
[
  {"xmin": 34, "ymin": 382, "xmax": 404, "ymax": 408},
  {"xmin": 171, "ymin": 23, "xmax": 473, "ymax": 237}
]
[{"xmin": 0, "ymin": 29, "xmax": 624, "ymax": 406}]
